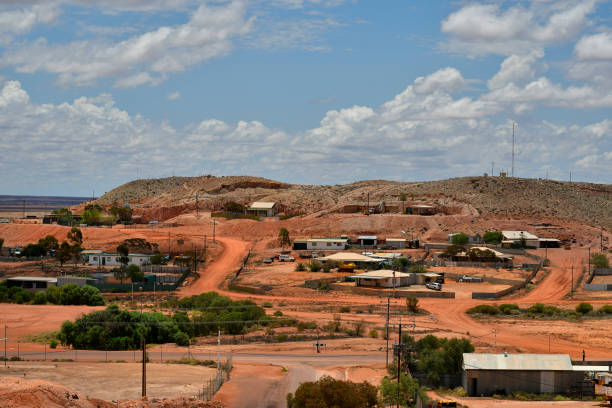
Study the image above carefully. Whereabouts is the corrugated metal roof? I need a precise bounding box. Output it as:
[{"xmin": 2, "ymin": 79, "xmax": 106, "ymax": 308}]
[
  {"xmin": 318, "ymin": 252, "xmax": 379, "ymax": 262},
  {"xmin": 463, "ymin": 353, "xmax": 573, "ymax": 371},
  {"xmin": 501, "ymin": 230, "xmax": 539, "ymax": 240},
  {"xmin": 353, "ymin": 270, "xmax": 412, "ymax": 279},
  {"xmin": 7, "ymin": 277, "xmax": 57, "ymax": 283},
  {"xmin": 385, "ymin": 238, "xmax": 406, "ymax": 242},
  {"xmin": 307, "ymin": 238, "xmax": 348, "ymax": 243},
  {"xmin": 572, "ymin": 365, "xmax": 611, "ymax": 372},
  {"xmin": 358, "ymin": 235, "xmax": 378, "ymax": 240}
]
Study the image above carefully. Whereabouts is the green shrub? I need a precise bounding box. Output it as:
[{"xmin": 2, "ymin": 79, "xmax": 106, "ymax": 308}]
[
  {"xmin": 369, "ymin": 329, "xmax": 378, "ymax": 338},
  {"xmin": 498, "ymin": 304, "xmax": 519, "ymax": 314},
  {"xmin": 451, "ymin": 233, "xmax": 469, "ymax": 245},
  {"xmin": 49, "ymin": 339, "xmax": 58, "ymax": 349},
  {"xmin": 466, "ymin": 305, "xmax": 498, "ymax": 315},
  {"xmin": 322, "ymin": 263, "xmax": 331, "ymax": 273},
  {"xmin": 575, "ymin": 302, "xmax": 593, "ymax": 315},
  {"xmin": 597, "ymin": 305, "xmax": 612, "ymax": 315},
  {"xmin": 274, "ymin": 310, "xmax": 283, "ymax": 317},
  {"xmin": 527, "ymin": 303, "xmax": 545, "ymax": 314},
  {"xmin": 262, "ymin": 302, "xmax": 273, "ymax": 308},
  {"xmin": 33, "ymin": 291, "xmax": 47, "ymax": 305},
  {"xmin": 590, "ymin": 253, "xmax": 609, "ymax": 269},
  {"xmin": 309, "ymin": 261, "xmax": 322, "ymax": 272},
  {"xmin": 339, "ymin": 306, "xmax": 350, "ymax": 313},
  {"xmin": 276, "ymin": 334, "xmax": 288, "ymax": 342},
  {"xmin": 297, "ymin": 321, "xmax": 317, "ymax": 331},
  {"xmin": 173, "ymin": 331, "xmax": 190, "ymax": 346},
  {"xmin": 295, "ymin": 263, "xmax": 306, "ymax": 272}
]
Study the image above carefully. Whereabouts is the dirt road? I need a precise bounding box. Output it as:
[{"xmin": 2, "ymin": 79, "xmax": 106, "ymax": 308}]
[{"xmin": 177, "ymin": 237, "xmax": 249, "ymax": 297}]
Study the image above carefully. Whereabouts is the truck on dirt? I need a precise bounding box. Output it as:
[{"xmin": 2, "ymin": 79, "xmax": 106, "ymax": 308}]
[
  {"xmin": 278, "ymin": 254, "xmax": 295, "ymax": 262},
  {"xmin": 426, "ymin": 282, "xmax": 442, "ymax": 291},
  {"xmin": 595, "ymin": 372, "xmax": 612, "ymax": 405}
]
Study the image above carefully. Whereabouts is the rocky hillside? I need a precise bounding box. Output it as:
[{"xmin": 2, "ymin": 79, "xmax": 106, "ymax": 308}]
[{"xmin": 95, "ymin": 175, "xmax": 612, "ymax": 228}]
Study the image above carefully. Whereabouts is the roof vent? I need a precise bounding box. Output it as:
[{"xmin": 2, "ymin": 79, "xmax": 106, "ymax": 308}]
[{"xmin": 504, "ymin": 351, "xmax": 508, "ymax": 357}]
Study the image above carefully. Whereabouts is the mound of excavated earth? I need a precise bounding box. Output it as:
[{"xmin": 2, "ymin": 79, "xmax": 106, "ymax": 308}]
[{"xmin": 0, "ymin": 377, "xmax": 224, "ymax": 408}]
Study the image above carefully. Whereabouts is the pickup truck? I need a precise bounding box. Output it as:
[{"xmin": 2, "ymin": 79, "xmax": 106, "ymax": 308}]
[
  {"xmin": 278, "ymin": 254, "xmax": 295, "ymax": 262},
  {"xmin": 457, "ymin": 275, "xmax": 483, "ymax": 283},
  {"xmin": 425, "ymin": 282, "xmax": 442, "ymax": 291}
]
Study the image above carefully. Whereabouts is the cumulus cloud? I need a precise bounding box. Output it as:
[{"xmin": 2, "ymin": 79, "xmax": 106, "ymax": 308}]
[
  {"xmin": 487, "ymin": 51, "xmax": 546, "ymax": 90},
  {"xmin": 0, "ymin": 1, "xmax": 253, "ymax": 87},
  {"xmin": 441, "ymin": 1, "xmax": 597, "ymax": 56},
  {"xmin": 568, "ymin": 31, "xmax": 612, "ymax": 86},
  {"xmin": 0, "ymin": 4, "xmax": 59, "ymax": 43},
  {"xmin": 2, "ymin": 57, "xmax": 612, "ymax": 195}
]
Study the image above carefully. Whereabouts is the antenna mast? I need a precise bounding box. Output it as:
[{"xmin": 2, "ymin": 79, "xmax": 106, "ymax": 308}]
[{"xmin": 511, "ymin": 122, "xmax": 516, "ymax": 177}]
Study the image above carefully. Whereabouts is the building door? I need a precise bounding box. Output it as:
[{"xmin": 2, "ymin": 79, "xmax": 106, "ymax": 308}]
[
  {"xmin": 102, "ymin": 257, "xmax": 106, "ymax": 265},
  {"xmin": 470, "ymin": 378, "xmax": 477, "ymax": 396}
]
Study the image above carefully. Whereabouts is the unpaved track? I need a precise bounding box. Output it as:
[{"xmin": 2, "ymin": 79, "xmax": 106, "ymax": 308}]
[{"xmin": 177, "ymin": 237, "xmax": 249, "ymax": 297}]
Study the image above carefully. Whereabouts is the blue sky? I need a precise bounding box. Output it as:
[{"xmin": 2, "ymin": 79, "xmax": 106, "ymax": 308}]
[{"xmin": 0, "ymin": 0, "xmax": 611, "ymax": 196}]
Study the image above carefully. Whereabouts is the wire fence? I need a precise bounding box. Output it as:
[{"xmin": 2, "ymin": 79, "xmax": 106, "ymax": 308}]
[{"xmin": 194, "ymin": 354, "xmax": 232, "ymax": 401}]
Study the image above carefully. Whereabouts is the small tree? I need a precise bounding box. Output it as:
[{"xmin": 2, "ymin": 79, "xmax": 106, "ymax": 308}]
[
  {"xmin": 67, "ymin": 227, "xmax": 83, "ymax": 245},
  {"xmin": 128, "ymin": 264, "xmax": 145, "ymax": 283},
  {"xmin": 483, "ymin": 231, "xmax": 503, "ymax": 245},
  {"xmin": 116, "ymin": 243, "xmax": 130, "ymax": 283},
  {"xmin": 451, "ymin": 233, "xmax": 469, "ymax": 245},
  {"xmin": 278, "ymin": 228, "xmax": 291, "ymax": 248},
  {"xmin": 379, "ymin": 374, "xmax": 420, "ymax": 408},
  {"xmin": 38, "ymin": 235, "xmax": 59, "ymax": 253},
  {"xmin": 591, "ymin": 253, "xmax": 609, "ymax": 269},
  {"xmin": 406, "ymin": 297, "xmax": 419, "ymax": 313},
  {"xmin": 55, "ymin": 242, "xmax": 72, "ymax": 268}
]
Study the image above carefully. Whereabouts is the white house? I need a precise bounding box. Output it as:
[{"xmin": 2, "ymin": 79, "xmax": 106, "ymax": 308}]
[
  {"xmin": 353, "ymin": 270, "xmax": 412, "ymax": 288},
  {"xmin": 306, "ymin": 238, "xmax": 348, "ymax": 250},
  {"xmin": 246, "ymin": 202, "xmax": 277, "ymax": 217},
  {"xmin": 87, "ymin": 252, "xmax": 155, "ymax": 267},
  {"xmin": 501, "ymin": 231, "xmax": 539, "ymax": 248}
]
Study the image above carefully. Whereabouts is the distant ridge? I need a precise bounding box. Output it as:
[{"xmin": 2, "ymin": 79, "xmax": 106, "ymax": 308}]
[
  {"xmin": 96, "ymin": 175, "xmax": 612, "ymax": 229},
  {"xmin": 0, "ymin": 195, "xmax": 92, "ymax": 212}
]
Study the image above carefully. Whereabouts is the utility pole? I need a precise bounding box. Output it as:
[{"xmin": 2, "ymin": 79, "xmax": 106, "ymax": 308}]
[
  {"xmin": 493, "ymin": 329, "xmax": 497, "ymax": 353},
  {"xmin": 569, "ymin": 171, "xmax": 572, "ymax": 184},
  {"xmin": 491, "ymin": 161, "xmax": 494, "ymax": 176},
  {"xmin": 3, "ymin": 325, "xmax": 6, "ymax": 367},
  {"xmin": 571, "ymin": 265, "xmax": 574, "ymax": 297},
  {"xmin": 217, "ymin": 330, "xmax": 221, "ymax": 371},
  {"xmin": 140, "ymin": 288, "xmax": 146, "ymax": 398},
  {"xmin": 602, "ymin": 226, "xmax": 605, "ymax": 252},
  {"xmin": 511, "ymin": 122, "xmax": 515, "ymax": 177},
  {"xmin": 366, "ymin": 193, "xmax": 370, "ymax": 216},
  {"xmin": 396, "ymin": 318, "xmax": 402, "ymax": 408},
  {"xmin": 588, "ymin": 247, "xmax": 591, "ymax": 277},
  {"xmin": 385, "ymin": 296, "xmax": 390, "ymax": 368},
  {"xmin": 212, "ymin": 221, "xmax": 216, "ymax": 243},
  {"xmin": 195, "ymin": 192, "xmax": 199, "ymax": 217}
]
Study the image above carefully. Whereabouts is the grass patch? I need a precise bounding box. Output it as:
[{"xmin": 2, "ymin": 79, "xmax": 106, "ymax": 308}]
[
  {"xmin": 467, "ymin": 302, "xmax": 612, "ymax": 320},
  {"xmin": 24, "ymin": 331, "xmax": 59, "ymax": 344},
  {"xmin": 166, "ymin": 358, "xmax": 217, "ymax": 367}
]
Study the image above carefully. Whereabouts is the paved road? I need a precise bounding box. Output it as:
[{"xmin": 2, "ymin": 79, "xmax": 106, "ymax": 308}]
[{"xmin": 2, "ymin": 348, "xmax": 385, "ymax": 367}]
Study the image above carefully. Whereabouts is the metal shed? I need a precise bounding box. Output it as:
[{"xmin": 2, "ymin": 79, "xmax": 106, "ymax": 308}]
[{"xmin": 463, "ymin": 353, "xmax": 584, "ymax": 396}]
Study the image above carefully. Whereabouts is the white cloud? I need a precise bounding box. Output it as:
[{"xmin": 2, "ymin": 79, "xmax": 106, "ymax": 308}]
[
  {"xmin": 166, "ymin": 91, "xmax": 181, "ymax": 101},
  {"xmin": 0, "ymin": 4, "xmax": 60, "ymax": 43},
  {"xmin": 0, "ymin": 1, "xmax": 253, "ymax": 87},
  {"xmin": 487, "ymin": 51, "xmax": 545, "ymax": 90},
  {"xmin": 441, "ymin": 1, "xmax": 597, "ymax": 56}
]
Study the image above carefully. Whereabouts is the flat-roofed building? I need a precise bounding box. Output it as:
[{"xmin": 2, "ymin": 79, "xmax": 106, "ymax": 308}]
[
  {"xmin": 501, "ymin": 231, "xmax": 539, "ymax": 248},
  {"xmin": 6, "ymin": 276, "xmax": 57, "ymax": 291},
  {"xmin": 306, "ymin": 238, "xmax": 348, "ymax": 250},
  {"xmin": 357, "ymin": 235, "xmax": 378, "ymax": 247},
  {"xmin": 87, "ymin": 252, "xmax": 154, "ymax": 267},
  {"xmin": 385, "ymin": 238, "xmax": 406, "ymax": 249},
  {"xmin": 462, "ymin": 353, "xmax": 583, "ymax": 396},
  {"xmin": 246, "ymin": 202, "xmax": 277, "ymax": 217},
  {"xmin": 353, "ymin": 270, "xmax": 412, "ymax": 288}
]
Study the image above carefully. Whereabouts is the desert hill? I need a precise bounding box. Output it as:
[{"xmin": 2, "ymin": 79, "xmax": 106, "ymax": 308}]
[{"xmin": 95, "ymin": 175, "xmax": 612, "ymax": 229}]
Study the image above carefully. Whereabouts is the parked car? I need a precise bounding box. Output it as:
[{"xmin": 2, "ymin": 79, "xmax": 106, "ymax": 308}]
[
  {"xmin": 262, "ymin": 257, "xmax": 273, "ymax": 264},
  {"xmin": 278, "ymin": 254, "xmax": 295, "ymax": 262},
  {"xmin": 457, "ymin": 274, "xmax": 483, "ymax": 283},
  {"xmin": 425, "ymin": 282, "xmax": 442, "ymax": 291},
  {"xmin": 311, "ymin": 252, "xmax": 319, "ymax": 258}
]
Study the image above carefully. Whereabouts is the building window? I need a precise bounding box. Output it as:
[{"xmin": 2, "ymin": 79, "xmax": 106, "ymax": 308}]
[
  {"xmin": 327, "ymin": 242, "xmax": 332, "ymax": 247},
  {"xmin": 93, "ymin": 257, "xmax": 97, "ymax": 261}
]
